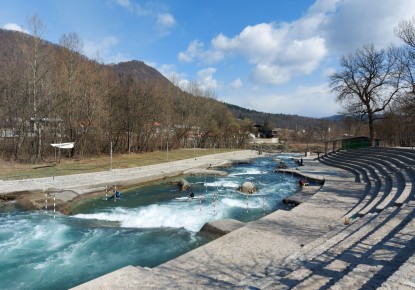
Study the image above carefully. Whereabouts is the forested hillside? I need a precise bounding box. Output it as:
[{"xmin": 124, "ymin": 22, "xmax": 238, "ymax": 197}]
[
  {"xmin": 225, "ymin": 103, "xmax": 331, "ymax": 130},
  {"xmin": 0, "ymin": 24, "xmax": 252, "ymax": 163}
]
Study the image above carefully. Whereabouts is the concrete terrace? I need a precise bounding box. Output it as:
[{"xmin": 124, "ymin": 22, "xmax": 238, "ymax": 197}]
[{"xmin": 69, "ymin": 147, "xmax": 415, "ymax": 289}]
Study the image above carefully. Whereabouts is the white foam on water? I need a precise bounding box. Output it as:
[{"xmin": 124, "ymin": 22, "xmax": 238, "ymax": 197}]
[
  {"xmin": 33, "ymin": 228, "xmax": 99, "ymax": 270},
  {"xmin": 205, "ymin": 180, "xmax": 239, "ymax": 188},
  {"xmin": 229, "ymin": 168, "xmax": 262, "ymax": 176},
  {"xmin": 73, "ymin": 204, "xmax": 225, "ymax": 232},
  {"xmin": 220, "ymin": 197, "xmax": 264, "ymax": 209},
  {"xmin": 0, "ymin": 214, "xmax": 70, "ymax": 255},
  {"xmin": 174, "ymin": 197, "xmax": 191, "ymax": 201}
]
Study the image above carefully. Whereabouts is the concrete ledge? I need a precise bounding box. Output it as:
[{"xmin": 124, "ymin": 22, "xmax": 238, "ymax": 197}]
[
  {"xmin": 182, "ymin": 168, "xmax": 228, "ymax": 176},
  {"xmin": 199, "ymin": 219, "xmax": 246, "ymax": 236},
  {"xmin": 283, "ymin": 185, "xmax": 321, "ymax": 206}
]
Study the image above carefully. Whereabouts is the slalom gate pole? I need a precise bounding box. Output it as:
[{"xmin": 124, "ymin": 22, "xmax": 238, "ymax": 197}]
[
  {"xmin": 44, "ymin": 190, "xmax": 47, "ymax": 212},
  {"xmin": 53, "ymin": 193, "xmax": 56, "ymax": 218},
  {"xmin": 200, "ymin": 192, "xmax": 202, "ymax": 212},
  {"xmin": 246, "ymin": 193, "xmax": 249, "ymax": 213},
  {"xmin": 214, "ymin": 191, "xmax": 216, "ymax": 215}
]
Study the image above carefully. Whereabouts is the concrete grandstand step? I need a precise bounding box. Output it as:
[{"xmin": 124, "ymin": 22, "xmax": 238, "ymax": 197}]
[
  {"xmin": 353, "ymin": 149, "xmax": 415, "ymax": 204},
  {"xmin": 376, "ymin": 147, "xmax": 415, "ymax": 160},
  {"xmin": 329, "ymin": 201, "xmax": 415, "ymax": 289},
  {"xmin": 378, "ymin": 249, "xmax": 415, "ymax": 289},
  {"xmin": 319, "ymin": 157, "xmax": 375, "ymax": 218},
  {"xmin": 320, "ymin": 154, "xmax": 368, "ymax": 183},
  {"xmin": 324, "ymin": 154, "xmax": 384, "ymax": 217},
  {"xmin": 275, "ymin": 202, "xmax": 415, "ymax": 289},
  {"xmin": 329, "ymin": 150, "xmax": 414, "ymax": 213},
  {"xmin": 240, "ymin": 213, "xmax": 377, "ymax": 289},
  {"xmin": 336, "ymin": 153, "xmax": 398, "ymax": 214},
  {"xmin": 318, "ymin": 156, "xmax": 365, "ymax": 183}
]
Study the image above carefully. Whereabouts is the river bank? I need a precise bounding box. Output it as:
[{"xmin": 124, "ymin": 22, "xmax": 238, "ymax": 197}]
[{"xmin": 0, "ymin": 150, "xmax": 260, "ymax": 214}]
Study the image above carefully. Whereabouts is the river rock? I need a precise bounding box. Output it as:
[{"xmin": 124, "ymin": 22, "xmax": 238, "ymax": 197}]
[
  {"xmin": 276, "ymin": 161, "xmax": 288, "ymax": 169},
  {"xmin": 237, "ymin": 181, "xmax": 257, "ymax": 194},
  {"xmin": 200, "ymin": 219, "xmax": 246, "ymax": 236},
  {"xmin": 170, "ymin": 178, "xmax": 190, "ymax": 191}
]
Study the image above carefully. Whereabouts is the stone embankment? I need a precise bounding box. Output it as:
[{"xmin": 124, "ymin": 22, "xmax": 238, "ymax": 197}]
[
  {"xmin": 72, "ymin": 147, "xmax": 415, "ymax": 289},
  {"xmin": 0, "ymin": 150, "xmax": 259, "ymax": 213}
]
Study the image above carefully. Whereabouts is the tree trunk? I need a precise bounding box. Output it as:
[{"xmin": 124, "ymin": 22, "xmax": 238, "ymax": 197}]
[{"xmin": 368, "ymin": 111, "xmax": 376, "ymax": 147}]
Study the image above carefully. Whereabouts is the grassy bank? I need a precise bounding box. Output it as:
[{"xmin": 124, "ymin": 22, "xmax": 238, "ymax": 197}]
[{"xmin": 0, "ymin": 148, "xmax": 239, "ymax": 181}]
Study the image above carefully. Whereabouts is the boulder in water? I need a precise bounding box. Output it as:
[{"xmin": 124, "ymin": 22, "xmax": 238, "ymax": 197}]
[
  {"xmin": 237, "ymin": 181, "xmax": 257, "ymax": 194},
  {"xmin": 276, "ymin": 161, "xmax": 287, "ymax": 169},
  {"xmin": 170, "ymin": 178, "xmax": 190, "ymax": 191}
]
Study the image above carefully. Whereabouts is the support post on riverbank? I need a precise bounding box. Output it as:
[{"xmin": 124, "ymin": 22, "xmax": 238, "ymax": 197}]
[{"xmin": 110, "ymin": 142, "xmax": 113, "ymax": 171}]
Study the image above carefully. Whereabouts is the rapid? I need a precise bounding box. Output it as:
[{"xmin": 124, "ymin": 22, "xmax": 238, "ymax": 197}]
[{"xmin": 0, "ymin": 154, "xmax": 301, "ymax": 289}]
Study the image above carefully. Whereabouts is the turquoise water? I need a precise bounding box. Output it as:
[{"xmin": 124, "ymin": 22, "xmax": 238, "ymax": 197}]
[{"xmin": 0, "ymin": 155, "xmax": 300, "ymax": 290}]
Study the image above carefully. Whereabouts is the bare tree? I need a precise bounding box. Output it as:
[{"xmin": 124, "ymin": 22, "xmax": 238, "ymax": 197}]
[
  {"xmin": 21, "ymin": 14, "xmax": 51, "ymax": 162},
  {"xmin": 330, "ymin": 44, "xmax": 403, "ymax": 145},
  {"xmin": 58, "ymin": 32, "xmax": 83, "ymax": 157}
]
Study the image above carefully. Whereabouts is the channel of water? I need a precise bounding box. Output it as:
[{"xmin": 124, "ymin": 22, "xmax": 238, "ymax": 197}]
[{"xmin": 0, "ymin": 154, "xmax": 301, "ymax": 290}]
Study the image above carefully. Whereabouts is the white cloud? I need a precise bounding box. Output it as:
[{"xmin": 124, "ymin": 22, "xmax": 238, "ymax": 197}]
[
  {"xmin": 179, "ymin": 40, "xmax": 224, "ymax": 64},
  {"xmin": 107, "ymin": 52, "xmax": 130, "ymax": 64},
  {"xmin": 157, "ymin": 13, "xmax": 176, "ymax": 28},
  {"xmin": 156, "ymin": 63, "xmax": 176, "ymax": 76},
  {"xmin": 2, "ymin": 23, "xmax": 29, "ymax": 34},
  {"xmin": 322, "ymin": 0, "xmax": 415, "ymax": 52},
  {"xmin": 179, "ymin": 0, "xmax": 415, "ymax": 88},
  {"xmin": 116, "ymin": 0, "xmax": 132, "ymax": 10},
  {"xmin": 178, "ymin": 40, "xmax": 204, "ymax": 62},
  {"xmin": 224, "ymin": 83, "xmax": 338, "ymax": 118},
  {"xmin": 212, "ymin": 22, "xmax": 327, "ymax": 85},
  {"xmin": 229, "ymin": 78, "xmax": 243, "ymax": 89},
  {"xmin": 196, "ymin": 67, "xmax": 218, "ymax": 90},
  {"xmin": 156, "ymin": 63, "xmax": 189, "ymax": 81},
  {"xmin": 180, "ymin": 19, "xmax": 327, "ymax": 84},
  {"xmin": 323, "ymin": 67, "xmax": 336, "ymax": 77},
  {"xmin": 115, "ymin": 0, "xmax": 175, "ymax": 35},
  {"xmin": 84, "ymin": 36, "xmax": 125, "ymax": 64}
]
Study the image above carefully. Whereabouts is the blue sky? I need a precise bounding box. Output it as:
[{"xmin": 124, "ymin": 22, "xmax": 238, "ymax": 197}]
[{"xmin": 1, "ymin": 0, "xmax": 415, "ymax": 118}]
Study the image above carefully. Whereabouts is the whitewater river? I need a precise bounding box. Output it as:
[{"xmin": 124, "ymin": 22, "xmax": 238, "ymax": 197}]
[{"xmin": 0, "ymin": 154, "xmax": 301, "ymax": 290}]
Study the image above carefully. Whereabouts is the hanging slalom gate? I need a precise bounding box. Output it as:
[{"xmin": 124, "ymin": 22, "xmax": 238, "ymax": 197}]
[
  {"xmin": 246, "ymin": 193, "xmax": 249, "ymax": 213},
  {"xmin": 44, "ymin": 190, "xmax": 56, "ymax": 218},
  {"xmin": 44, "ymin": 190, "xmax": 47, "ymax": 212},
  {"xmin": 213, "ymin": 189, "xmax": 217, "ymax": 215},
  {"xmin": 200, "ymin": 192, "xmax": 202, "ymax": 212},
  {"xmin": 53, "ymin": 193, "xmax": 56, "ymax": 218}
]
